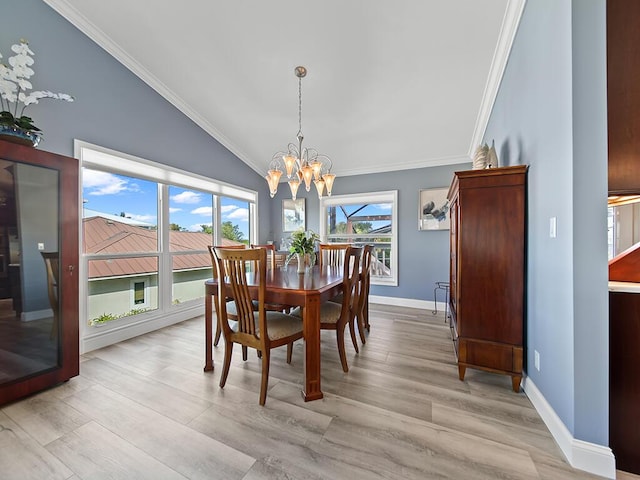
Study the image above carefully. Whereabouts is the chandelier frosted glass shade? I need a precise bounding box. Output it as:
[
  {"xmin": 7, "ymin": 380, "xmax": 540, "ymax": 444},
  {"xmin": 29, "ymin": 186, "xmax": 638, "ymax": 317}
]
[{"xmin": 265, "ymin": 66, "xmax": 336, "ymax": 200}]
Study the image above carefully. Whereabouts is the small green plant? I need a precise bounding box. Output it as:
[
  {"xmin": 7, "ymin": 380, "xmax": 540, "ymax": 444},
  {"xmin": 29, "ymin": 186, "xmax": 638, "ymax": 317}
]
[
  {"xmin": 89, "ymin": 312, "xmax": 118, "ymax": 325},
  {"xmin": 286, "ymin": 228, "xmax": 319, "ymax": 263},
  {"xmin": 88, "ymin": 307, "xmax": 151, "ymax": 326}
]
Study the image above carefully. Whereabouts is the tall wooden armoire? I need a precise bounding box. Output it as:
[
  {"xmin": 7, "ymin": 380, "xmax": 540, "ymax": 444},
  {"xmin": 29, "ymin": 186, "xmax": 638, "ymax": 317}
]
[{"xmin": 447, "ymin": 165, "xmax": 527, "ymax": 392}]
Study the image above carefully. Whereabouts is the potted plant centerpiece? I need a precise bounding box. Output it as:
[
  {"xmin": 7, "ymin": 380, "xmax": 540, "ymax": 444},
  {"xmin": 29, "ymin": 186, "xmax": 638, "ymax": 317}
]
[
  {"xmin": 286, "ymin": 228, "xmax": 319, "ymax": 274},
  {"xmin": 0, "ymin": 39, "xmax": 73, "ymax": 147}
]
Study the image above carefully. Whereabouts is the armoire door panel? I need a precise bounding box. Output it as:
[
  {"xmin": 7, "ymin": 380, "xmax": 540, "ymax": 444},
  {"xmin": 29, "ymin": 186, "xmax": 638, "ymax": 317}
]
[{"xmin": 0, "ymin": 140, "xmax": 78, "ymax": 405}]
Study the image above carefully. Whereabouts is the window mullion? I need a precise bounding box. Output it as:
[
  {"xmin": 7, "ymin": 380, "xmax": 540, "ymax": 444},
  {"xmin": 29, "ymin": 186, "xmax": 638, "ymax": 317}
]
[
  {"xmin": 159, "ymin": 183, "xmax": 172, "ymax": 310},
  {"xmin": 213, "ymin": 194, "xmax": 221, "ymax": 245}
]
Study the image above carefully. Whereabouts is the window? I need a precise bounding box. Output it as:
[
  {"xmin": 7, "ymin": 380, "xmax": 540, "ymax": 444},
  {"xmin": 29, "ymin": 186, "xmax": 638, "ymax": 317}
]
[
  {"xmin": 608, "ymin": 201, "xmax": 640, "ymax": 260},
  {"xmin": 319, "ymin": 190, "xmax": 398, "ymax": 286},
  {"xmin": 77, "ymin": 141, "xmax": 258, "ymax": 334},
  {"xmin": 133, "ymin": 281, "xmax": 145, "ymax": 305}
]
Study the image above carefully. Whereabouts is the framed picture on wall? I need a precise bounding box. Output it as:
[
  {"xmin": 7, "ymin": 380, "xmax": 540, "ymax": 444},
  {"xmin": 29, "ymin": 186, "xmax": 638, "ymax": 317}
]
[
  {"xmin": 282, "ymin": 198, "xmax": 306, "ymax": 232},
  {"xmin": 418, "ymin": 188, "xmax": 450, "ymax": 230}
]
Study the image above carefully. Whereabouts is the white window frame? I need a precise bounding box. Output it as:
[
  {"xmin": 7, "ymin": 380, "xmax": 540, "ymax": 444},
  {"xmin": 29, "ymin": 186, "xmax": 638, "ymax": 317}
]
[
  {"xmin": 319, "ymin": 190, "xmax": 398, "ymax": 286},
  {"xmin": 75, "ymin": 140, "xmax": 258, "ymax": 352}
]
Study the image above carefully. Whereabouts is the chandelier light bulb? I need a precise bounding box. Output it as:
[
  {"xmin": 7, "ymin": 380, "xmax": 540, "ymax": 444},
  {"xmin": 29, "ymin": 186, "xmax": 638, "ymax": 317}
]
[
  {"xmin": 283, "ymin": 154, "xmax": 297, "ymax": 178},
  {"xmin": 301, "ymin": 164, "xmax": 314, "ymax": 191},
  {"xmin": 288, "ymin": 177, "xmax": 300, "ymax": 200},
  {"xmin": 314, "ymin": 178, "xmax": 325, "ymax": 198},
  {"xmin": 266, "ymin": 169, "xmax": 282, "ymax": 198},
  {"xmin": 310, "ymin": 160, "xmax": 323, "ymax": 181},
  {"xmin": 323, "ymin": 173, "xmax": 336, "ymax": 196}
]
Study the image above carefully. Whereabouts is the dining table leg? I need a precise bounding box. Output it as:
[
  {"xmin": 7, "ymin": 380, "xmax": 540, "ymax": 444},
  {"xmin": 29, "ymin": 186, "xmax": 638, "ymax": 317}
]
[
  {"xmin": 204, "ymin": 286, "xmax": 214, "ymax": 372},
  {"xmin": 301, "ymin": 292, "xmax": 323, "ymax": 401}
]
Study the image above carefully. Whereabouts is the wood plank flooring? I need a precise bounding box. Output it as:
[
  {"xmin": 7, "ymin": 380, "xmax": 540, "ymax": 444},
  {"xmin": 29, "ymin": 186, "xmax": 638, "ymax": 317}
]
[{"xmin": 0, "ymin": 304, "xmax": 636, "ymax": 479}]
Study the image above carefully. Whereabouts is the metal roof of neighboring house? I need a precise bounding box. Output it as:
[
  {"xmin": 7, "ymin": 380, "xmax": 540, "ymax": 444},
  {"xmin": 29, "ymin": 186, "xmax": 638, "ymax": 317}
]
[
  {"xmin": 84, "ymin": 216, "xmax": 243, "ymax": 279},
  {"xmin": 83, "ymin": 208, "xmax": 155, "ymax": 227}
]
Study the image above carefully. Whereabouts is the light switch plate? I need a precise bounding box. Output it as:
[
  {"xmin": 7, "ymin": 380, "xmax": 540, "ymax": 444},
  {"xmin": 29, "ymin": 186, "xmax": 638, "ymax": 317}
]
[{"xmin": 549, "ymin": 217, "xmax": 557, "ymax": 238}]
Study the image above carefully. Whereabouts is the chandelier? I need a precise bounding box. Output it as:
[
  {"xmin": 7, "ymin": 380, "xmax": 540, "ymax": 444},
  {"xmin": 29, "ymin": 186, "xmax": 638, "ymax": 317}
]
[{"xmin": 265, "ymin": 66, "xmax": 335, "ymax": 200}]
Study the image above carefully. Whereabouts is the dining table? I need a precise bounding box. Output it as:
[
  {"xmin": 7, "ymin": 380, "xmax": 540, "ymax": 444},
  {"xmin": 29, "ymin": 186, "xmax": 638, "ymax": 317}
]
[{"xmin": 204, "ymin": 264, "xmax": 344, "ymax": 401}]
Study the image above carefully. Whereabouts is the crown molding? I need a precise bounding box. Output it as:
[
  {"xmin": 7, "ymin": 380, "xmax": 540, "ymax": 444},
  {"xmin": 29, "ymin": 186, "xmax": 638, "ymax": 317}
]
[
  {"xmin": 468, "ymin": 0, "xmax": 527, "ymax": 155},
  {"xmin": 336, "ymin": 154, "xmax": 471, "ymax": 178}
]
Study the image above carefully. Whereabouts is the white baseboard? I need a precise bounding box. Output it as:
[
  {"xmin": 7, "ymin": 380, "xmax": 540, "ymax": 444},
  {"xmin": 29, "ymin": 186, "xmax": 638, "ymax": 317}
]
[
  {"xmin": 369, "ymin": 294, "xmax": 447, "ymax": 313},
  {"xmin": 21, "ymin": 308, "xmax": 52, "ymax": 321},
  {"xmin": 522, "ymin": 376, "xmax": 616, "ymax": 479}
]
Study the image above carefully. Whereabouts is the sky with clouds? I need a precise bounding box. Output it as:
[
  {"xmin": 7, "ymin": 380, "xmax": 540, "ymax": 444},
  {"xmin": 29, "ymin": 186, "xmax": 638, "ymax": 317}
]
[{"xmin": 82, "ymin": 169, "xmax": 250, "ymax": 237}]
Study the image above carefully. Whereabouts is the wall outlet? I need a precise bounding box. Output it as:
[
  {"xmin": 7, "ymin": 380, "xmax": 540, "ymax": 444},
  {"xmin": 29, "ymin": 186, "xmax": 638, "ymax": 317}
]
[
  {"xmin": 534, "ymin": 350, "xmax": 540, "ymax": 371},
  {"xmin": 549, "ymin": 217, "xmax": 557, "ymax": 238}
]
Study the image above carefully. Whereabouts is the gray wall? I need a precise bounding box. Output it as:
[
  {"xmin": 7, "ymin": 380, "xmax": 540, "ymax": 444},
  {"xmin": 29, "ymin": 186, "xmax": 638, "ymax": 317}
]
[
  {"xmin": 1, "ymin": 0, "xmax": 272, "ymax": 241},
  {"xmin": 268, "ymin": 163, "xmax": 469, "ymax": 301},
  {"xmin": 483, "ymin": 0, "xmax": 608, "ymax": 446}
]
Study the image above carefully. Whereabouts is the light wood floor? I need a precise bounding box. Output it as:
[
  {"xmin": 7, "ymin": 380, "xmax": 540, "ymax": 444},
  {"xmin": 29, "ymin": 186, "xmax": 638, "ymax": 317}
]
[{"xmin": 0, "ymin": 304, "xmax": 636, "ymax": 479}]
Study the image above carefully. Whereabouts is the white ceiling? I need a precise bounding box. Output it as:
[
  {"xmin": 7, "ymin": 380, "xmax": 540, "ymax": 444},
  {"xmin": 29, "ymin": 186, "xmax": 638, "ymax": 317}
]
[{"xmin": 44, "ymin": 0, "xmax": 523, "ymax": 178}]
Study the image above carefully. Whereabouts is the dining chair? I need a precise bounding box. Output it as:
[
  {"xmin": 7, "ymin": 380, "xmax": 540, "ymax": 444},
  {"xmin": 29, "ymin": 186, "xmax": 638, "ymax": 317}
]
[
  {"xmin": 330, "ymin": 244, "xmax": 373, "ymax": 346},
  {"xmin": 318, "ymin": 243, "xmax": 350, "ymax": 269},
  {"xmin": 355, "ymin": 244, "xmax": 373, "ymax": 343},
  {"xmin": 208, "ymin": 244, "xmax": 246, "ymax": 347},
  {"xmin": 251, "ymin": 244, "xmax": 292, "ymax": 314},
  {"xmin": 250, "ymin": 243, "xmax": 276, "ymax": 270},
  {"xmin": 213, "ymin": 247, "xmax": 303, "ymax": 405},
  {"xmin": 41, "ymin": 252, "xmax": 59, "ymax": 339},
  {"xmin": 292, "ymin": 245, "xmax": 363, "ymax": 372}
]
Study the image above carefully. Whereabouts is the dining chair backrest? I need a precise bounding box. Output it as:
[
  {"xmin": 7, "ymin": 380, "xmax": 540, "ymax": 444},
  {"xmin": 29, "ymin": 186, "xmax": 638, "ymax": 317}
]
[
  {"xmin": 208, "ymin": 244, "xmax": 246, "ymax": 279},
  {"xmin": 213, "ymin": 247, "xmax": 267, "ymax": 344},
  {"xmin": 338, "ymin": 246, "xmax": 363, "ymax": 321},
  {"xmin": 319, "ymin": 243, "xmax": 350, "ymax": 269},
  {"xmin": 41, "ymin": 251, "xmax": 59, "ymax": 338},
  {"xmin": 250, "ymin": 243, "xmax": 277, "ymax": 270},
  {"xmin": 360, "ymin": 245, "xmax": 373, "ymax": 296},
  {"xmin": 356, "ymin": 245, "xmax": 373, "ymax": 332},
  {"xmin": 41, "ymin": 252, "xmax": 59, "ymax": 310}
]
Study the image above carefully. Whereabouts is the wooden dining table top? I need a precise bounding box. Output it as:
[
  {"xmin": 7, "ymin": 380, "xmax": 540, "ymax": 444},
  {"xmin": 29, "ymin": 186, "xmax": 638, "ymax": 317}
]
[{"xmin": 204, "ymin": 264, "xmax": 345, "ymax": 401}]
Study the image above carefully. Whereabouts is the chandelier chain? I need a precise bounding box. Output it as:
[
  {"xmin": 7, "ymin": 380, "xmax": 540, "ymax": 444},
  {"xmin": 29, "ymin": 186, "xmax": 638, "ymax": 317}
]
[{"xmin": 297, "ymin": 75, "xmax": 303, "ymax": 138}]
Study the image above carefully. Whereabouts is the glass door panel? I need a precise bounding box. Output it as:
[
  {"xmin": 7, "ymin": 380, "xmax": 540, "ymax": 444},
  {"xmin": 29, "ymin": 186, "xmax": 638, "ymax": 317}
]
[{"xmin": 0, "ymin": 141, "xmax": 79, "ymax": 405}]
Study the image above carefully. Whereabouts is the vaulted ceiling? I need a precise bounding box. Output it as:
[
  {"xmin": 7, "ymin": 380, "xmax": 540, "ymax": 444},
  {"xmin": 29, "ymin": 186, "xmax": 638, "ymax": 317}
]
[{"xmin": 44, "ymin": 0, "xmax": 523, "ymax": 178}]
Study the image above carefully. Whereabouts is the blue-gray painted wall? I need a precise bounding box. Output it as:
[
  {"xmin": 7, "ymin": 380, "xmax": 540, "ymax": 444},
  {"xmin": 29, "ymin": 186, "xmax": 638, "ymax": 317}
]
[
  {"xmin": 268, "ymin": 163, "xmax": 469, "ymax": 301},
  {"xmin": 1, "ymin": 0, "xmax": 272, "ymax": 242},
  {"xmin": 483, "ymin": 0, "xmax": 608, "ymax": 446}
]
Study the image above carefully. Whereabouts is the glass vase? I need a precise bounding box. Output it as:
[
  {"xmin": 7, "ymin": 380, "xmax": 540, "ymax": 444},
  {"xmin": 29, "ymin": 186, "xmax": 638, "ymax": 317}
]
[{"xmin": 296, "ymin": 253, "xmax": 306, "ymax": 274}]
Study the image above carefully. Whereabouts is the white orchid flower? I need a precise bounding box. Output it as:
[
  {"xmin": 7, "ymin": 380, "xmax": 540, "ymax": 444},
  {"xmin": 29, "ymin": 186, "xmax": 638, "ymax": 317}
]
[
  {"xmin": 2, "ymin": 91, "xmax": 17, "ymax": 103},
  {"xmin": 11, "ymin": 41, "xmax": 34, "ymax": 56},
  {"xmin": 17, "ymin": 78, "xmax": 32, "ymax": 90},
  {"xmin": 1, "ymin": 39, "xmax": 72, "ymax": 133},
  {"xmin": 8, "ymin": 62, "xmax": 34, "ymax": 79},
  {"xmin": 9, "ymin": 53, "xmax": 34, "ymax": 68}
]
